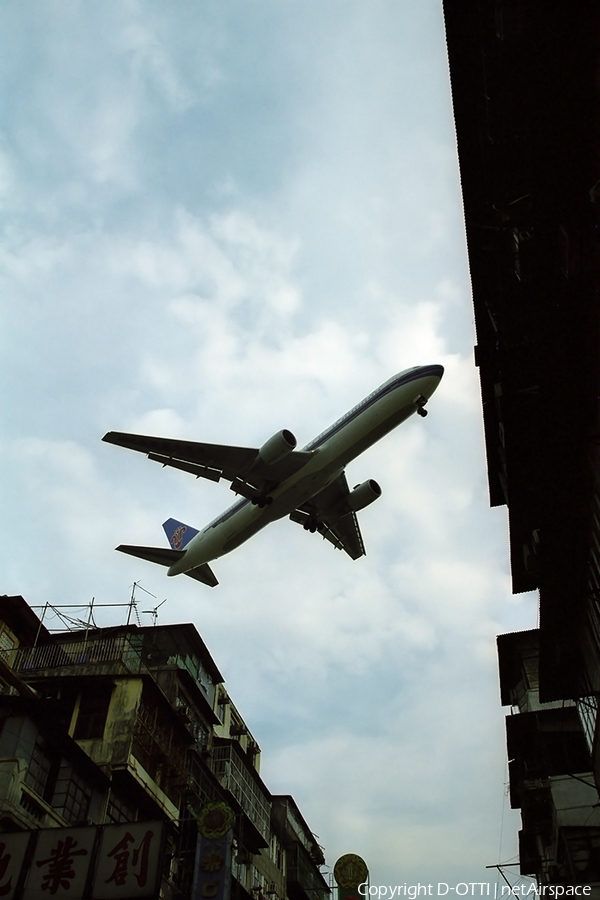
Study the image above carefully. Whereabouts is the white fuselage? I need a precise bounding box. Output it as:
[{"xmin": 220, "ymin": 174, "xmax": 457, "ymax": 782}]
[{"xmin": 168, "ymin": 364, "xmax": 443, "ymax": 575}]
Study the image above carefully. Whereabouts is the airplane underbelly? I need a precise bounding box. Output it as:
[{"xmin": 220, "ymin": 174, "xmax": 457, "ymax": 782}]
[
  {"xmin": 200, "ymin": 507, "xmax": 266, "ymax": 560},
  {"xmin": 348, "ymin": 402, "xmax": 415, "ymax": 460},
  {"xmin": 326, "ymin": 401, "xmax": 415, "ymax": 467},
  {"xmin": 220, "ymin": 468, "xmax": 340, "ymax": 555}
]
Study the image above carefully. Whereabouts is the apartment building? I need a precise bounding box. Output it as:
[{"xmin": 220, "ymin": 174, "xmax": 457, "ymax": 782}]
[
  {"xmin": 498, "ymin": 630, "xmax": 600, "ymax": 887},
  {"xmin": 443, "ymin": 0, "xmax": 600, "ymax": 881},
  {"xmin": 0, "ymin": 594, "xmax": 330, "ymax": 900}
]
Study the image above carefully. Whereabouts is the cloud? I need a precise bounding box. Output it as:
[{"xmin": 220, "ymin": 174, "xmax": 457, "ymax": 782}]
[{"xmin": 0, "ymin": 0, "xmax": 533, "ymax": 885}]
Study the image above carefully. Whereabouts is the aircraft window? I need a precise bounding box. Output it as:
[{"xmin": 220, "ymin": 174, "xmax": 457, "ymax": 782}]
[
  {"xmin": 208, "ymin": 497, "xmax": 248, "ymax": 529},
  {"xmin": 304, "ymin": 371, "xmax": 409, "ymax": 450}
]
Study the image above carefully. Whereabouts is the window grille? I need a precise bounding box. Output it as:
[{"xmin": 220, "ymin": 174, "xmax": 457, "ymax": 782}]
[
  {"xmin": 211, "ymin": 745, "xmax": 270, "ymax": 841},
  {"xmin": 24, "ymin": 737, "xmax": 53, "ymax": 799},
  {"xmin": 577, "ymin": 695, "xmax": 598, "ymax": 756},
  {"xmin": 52, "ymin": 767, "xmax": 92, "ymax": 825}
]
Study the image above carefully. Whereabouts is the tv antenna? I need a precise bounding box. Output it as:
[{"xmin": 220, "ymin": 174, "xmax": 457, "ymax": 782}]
[
  {"xmin": 127, "ymin": 581, "xmax": 156, "ymax": 626},
  {"xmin": 142, "ymin": 598, "xmax": 167, "ymax": 626}
]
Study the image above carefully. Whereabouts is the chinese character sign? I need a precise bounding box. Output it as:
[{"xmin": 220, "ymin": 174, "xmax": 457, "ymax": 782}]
[
  {"xmin": 23, "ymin": 828, "xmax": 96, "ymax": 900},
  {"xmin": 0, "ymin": 832, "xmax": 30, "ymax": 900},
  {"xmin": 192, "ymin": 803, "xmax": 234, "ymax": 900},
  {"xmin": 334, "ymin": 854, "xmax": 370, "ymax": 900},
  {"xmin": 92, "ymin": 821, "xmax": 164, "ymax": 899}
]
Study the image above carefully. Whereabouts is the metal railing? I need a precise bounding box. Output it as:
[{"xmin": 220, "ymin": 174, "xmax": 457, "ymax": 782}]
[
  {"xmin": 211, "ymin": 744, "xmax": 270, "ymax": 841},
  {"xmin": 0, "ymin": 635, "xmax": 143, "ymax": 675},
  {"xmin": 577, "ymin": 695, "xmax": 599, "ymax": 756},
  {"xmin": 286, "ymin": 844, "xmax": 329, "ymax": 899}
]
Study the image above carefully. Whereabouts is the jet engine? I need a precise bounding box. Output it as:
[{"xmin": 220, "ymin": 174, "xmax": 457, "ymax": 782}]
[
  {"xmin": 348, "ymin": 479, "xmax": 382, "ymax": 511},
  {"xmin": 256, "ymin": 429, "xmax": 297, "ymax": 466}
]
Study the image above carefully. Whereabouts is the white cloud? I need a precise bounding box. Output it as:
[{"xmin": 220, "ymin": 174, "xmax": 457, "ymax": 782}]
[{"xmin": 0, "ymin": 0, "xmax": 533, "ymax": 884}]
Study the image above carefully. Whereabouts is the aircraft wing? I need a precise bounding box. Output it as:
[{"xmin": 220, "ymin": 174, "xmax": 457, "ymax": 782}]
[
  {"xmin": 102, "ymin": 431, "xmax": 313, "ymax": 490},
  {"xmin": 290, "ymin": 473, "xmax": 366, "ymax": 560},
  {"xmin": 320, "ymin": 511, "xmax": 365, "ymax": 560}
]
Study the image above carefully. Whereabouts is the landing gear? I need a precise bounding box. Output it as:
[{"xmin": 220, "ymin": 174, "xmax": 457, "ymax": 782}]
[
  {"xmin": 253, "ymin": 495, "xmax": 274, "ymax": 508},
  {"xmin": 303, "ymin": 518, "xmax": 319, "ymax": 533},
  {"xmin": 415, "ymin": 395, "xmax": 428, "ymax": 417},
  {"xmin": 231, "ymin": 477, "xmax": 274, "ymax": 506}
]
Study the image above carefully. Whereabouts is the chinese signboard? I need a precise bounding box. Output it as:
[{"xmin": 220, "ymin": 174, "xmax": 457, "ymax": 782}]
[
  {"xmin": 1, "ymin": 821, "xmax": 164, "ymax": 900},
  {"xmin": 0, "ymin": 832, "xmax": 30, "ymax": 900},
  {"xmin": 92, "ymin": 822, "xmax": 164, "ymax": 899},
  {"xmin": 192, "ymin": 802, "xmax": 234, "ymax": 900},
  {"xmin": 334, "ymin": 854, "xmax": 369, "ymax": 900},
  {"xmin": 23, "ymin": 827, "xmax": 97, "ymax": 900}
]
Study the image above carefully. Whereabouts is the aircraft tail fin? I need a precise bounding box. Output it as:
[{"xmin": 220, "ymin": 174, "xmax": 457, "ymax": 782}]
[{"xmin": 162, "ymin": 517, "xmax": 200, "ymax": 551}]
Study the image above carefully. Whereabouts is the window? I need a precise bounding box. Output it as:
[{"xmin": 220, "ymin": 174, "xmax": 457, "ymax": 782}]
[
  {"xmin": 106, "ymin": 791, "xmax": 136, "ymax": 824},
  {"xmin": 74, "ymin": 684, "xmax": 113, "ymax": 740},
  {"xmin": 52, "ymin": 767, "xmax": 92, "ymax": 825},
  {"xmin": 217, "ymin": 694, "xmax": 229, "ymax": 725},
  {"xmin": 25, "ymin": 736, "xmax": 55, "ymax": 800},
  {"xmin": 0, "ymin": 629, "xmax": 16, "ymax": 652},
  {"xmin": 577, "ymin": 695, "xmax": 598, "ymax": 755}
]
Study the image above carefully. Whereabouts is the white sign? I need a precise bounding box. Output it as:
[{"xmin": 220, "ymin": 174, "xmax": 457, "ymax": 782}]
[
  {"xmin": 23, "ymin": 827, "xmax": 96, "ymax": 900},
  {"xmin": 91, "ymin": 821, "xmax": 164, "ymax": 899},
  {"xmin": 0, "ymin": 832, "xmax": 30, "ymax": 900}
]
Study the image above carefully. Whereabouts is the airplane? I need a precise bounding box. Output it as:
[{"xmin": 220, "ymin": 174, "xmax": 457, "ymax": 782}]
[{"xmin": 103, "ymin": 364, "xmax": 444, "ymax": 587}]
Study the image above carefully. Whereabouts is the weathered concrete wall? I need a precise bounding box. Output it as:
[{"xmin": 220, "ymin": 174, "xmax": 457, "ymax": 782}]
[{"xmin": 76, "ymin": 678, "xmax": 142, "ymax": 767}]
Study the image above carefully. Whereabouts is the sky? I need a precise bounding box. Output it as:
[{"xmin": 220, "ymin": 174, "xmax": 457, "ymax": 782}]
[{"xmin": 1, "ymin": 0, "xmax": 538, "ymax": 890}]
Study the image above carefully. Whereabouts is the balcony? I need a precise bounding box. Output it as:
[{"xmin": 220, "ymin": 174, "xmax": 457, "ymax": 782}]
[
  {"xmin": 0, "ymin": 636, "xmax": 145, "ymax": 679},
  {"xmin": 286, "ymin": 844, "xmax": 330, "ymax": 900},
  {"xmin": 211, "ymin": 743, "xmax": 270, "ymax": 842},
  {"xmin": 0, "ymin": 759, "xmax": 67, "ymax": 831}
]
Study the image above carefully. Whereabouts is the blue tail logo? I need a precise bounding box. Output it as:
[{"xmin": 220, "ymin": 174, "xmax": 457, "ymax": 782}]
[{"xmin": 163, "ymin": 518, "xmax": 199, "ymax": 551}]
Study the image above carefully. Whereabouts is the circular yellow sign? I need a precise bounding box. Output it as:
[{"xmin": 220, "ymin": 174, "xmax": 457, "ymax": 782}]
[
  {"xmin": 197, "ymin": 801, "xmax": 234, "ymax": 839},
  {"xmin": 334, "ymin": 854, "xmax": 369, "ymax": 888}
]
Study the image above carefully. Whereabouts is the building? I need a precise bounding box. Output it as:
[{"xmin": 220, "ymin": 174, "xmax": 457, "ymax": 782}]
[
  {"xmin": 442, "ymin": 0, "xmax": 600, "ymax": 885},
  {"xmin": 498, "ymin": 630, "xmax": 600, "ymax": 886},
  {"xmin": 0, "ymin": 594, "xmax": 330, "ymax": 900}
]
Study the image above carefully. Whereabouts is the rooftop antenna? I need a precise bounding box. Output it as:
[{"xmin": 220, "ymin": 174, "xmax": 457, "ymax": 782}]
[
  {"xmin": 33, "ymin": 603, "xmax": 49, "ymax": 649},
  {"xmin": 142, "ymin": 598, "xmax": 167, "ymax": 627},
  {"xmin": 30, "ymin": 601, "xmax": 138, "ymax": 633},
  {"xmin": 84, "ymin": 598, "xmax": 95, "ymax": 643},
  {"xmin": 127, "ymin": 581, "xmax": 156, "ymax": 627}
]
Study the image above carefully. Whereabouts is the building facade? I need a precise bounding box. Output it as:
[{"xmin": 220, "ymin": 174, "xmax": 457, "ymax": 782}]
[
  {"xmin": 442, "ymin": 0, "xmax": 600, "ymax": 884},
  {"xmin": 498, "ymin": 630, "xmax": 600, "ymax": 887},
  {"xmin": 0, "ymin": 594, "xmax": 330, "ymax": 900}
]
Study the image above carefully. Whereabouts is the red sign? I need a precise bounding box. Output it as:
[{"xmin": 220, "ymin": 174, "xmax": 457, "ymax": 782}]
[{"xmin": 92, "ymin": 822, "xmax": 164, "ymax": 899}]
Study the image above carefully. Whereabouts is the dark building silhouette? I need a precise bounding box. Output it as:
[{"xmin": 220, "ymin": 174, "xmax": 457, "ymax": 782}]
[{"xmin": 443, "ymin": 0, "xmax": 600, "ymax": 887}]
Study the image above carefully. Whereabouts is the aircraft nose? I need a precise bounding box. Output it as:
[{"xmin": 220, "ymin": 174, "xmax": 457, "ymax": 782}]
[
  {"xmin": 418, "ymin": 364, "xmax": 444, "ymax": 401},
  {"xmin": 420, "ymin": 364, "xmax": 444, "ymax": 381}
]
